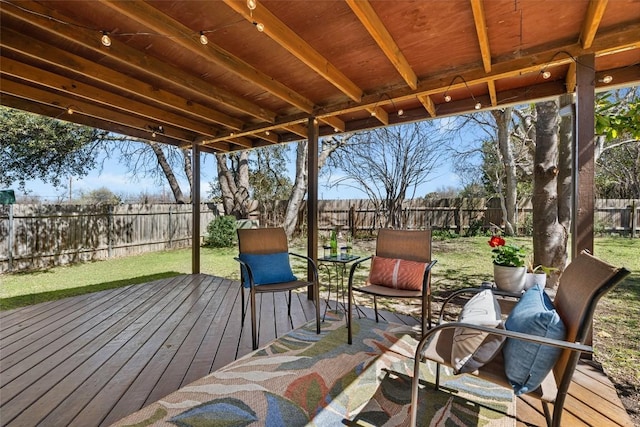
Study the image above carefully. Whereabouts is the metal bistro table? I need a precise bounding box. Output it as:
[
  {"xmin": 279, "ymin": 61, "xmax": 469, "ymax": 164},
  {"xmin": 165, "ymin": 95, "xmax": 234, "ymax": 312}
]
[{"xmin": 318, "ymin": 253, "xmax": 362, "ymax": 320}]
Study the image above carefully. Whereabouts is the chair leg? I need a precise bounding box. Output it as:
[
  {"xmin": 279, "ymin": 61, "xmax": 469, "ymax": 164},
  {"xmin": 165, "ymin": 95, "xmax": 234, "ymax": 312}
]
[
  {"xmin": 348, "ymin": 284, "xmax": 353, "ymax": 344},
  {"xmin": 542, "ymin": 401, "xmax": 553, "ymax": 427},
  {"xmin": 315, "ymin": 283, "xmax": 320, "ymax": 335},
  {"xmin": 251, "ymin": 290, "xmax": 258, "ymax": 350},
  {"xmin": 287, "ymin": 290, "xmax": 292, "ymax": 316},
  {"xmin": 374, "ymin": 296, "xmax": 379, "ymax": 323},
  {"xmin": 435, "ymin": 362, "xmax": 440, "ymax": 390}
]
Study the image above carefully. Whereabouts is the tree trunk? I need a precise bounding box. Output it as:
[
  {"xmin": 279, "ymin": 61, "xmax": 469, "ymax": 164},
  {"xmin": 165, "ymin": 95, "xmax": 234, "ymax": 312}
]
[
  {"xmin": 216, "ymin": 152, "xmax": 252, "ymax": 218},
  {"xmin": 150, "ymin": 142, "xmax": 188, "ymax": 203},
  {"xmin": 182, "ymin": 148, "xmax": 193, "ymax": 199},
  {"xmin": 533, "ymin": 100, "xmax": 567, "ymax": 288},
  {"xmin": 283, "ymin": 141, "xmax": 309, "ymax": 237},
  {"xmin": 283, "ymin": 136, "xmax": 349, "ymax": 238},
  {"xmin": 558, "ymin": 100, "xmax": 573, "ymax": 231},
  {"xmin": 491, "ymin": 108, "xmax": 517, "ymax": 235}
]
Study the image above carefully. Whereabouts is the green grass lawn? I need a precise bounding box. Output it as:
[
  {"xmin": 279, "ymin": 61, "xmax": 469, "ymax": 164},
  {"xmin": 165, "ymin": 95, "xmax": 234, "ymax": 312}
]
[{"xmin": 1, "ymin": 236, "xmax": 638, "ymax": 413}]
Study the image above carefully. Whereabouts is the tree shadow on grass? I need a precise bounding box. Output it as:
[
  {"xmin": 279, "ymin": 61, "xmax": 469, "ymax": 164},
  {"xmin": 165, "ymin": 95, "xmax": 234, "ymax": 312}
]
[{"xmin": 0, "ymin": 271, "xmax": 183, "ymax": 311}]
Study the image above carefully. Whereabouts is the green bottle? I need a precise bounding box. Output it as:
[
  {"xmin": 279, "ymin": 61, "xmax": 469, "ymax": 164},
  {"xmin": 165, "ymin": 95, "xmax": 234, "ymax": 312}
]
[{"xmin": 330, "ymin": 230, "xmax": 338, "ymax": 257}]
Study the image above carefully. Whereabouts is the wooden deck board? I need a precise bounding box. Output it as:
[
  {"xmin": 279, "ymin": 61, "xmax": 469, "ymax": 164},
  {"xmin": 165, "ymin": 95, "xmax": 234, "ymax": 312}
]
[{"xmin": 0, "ymin": 274, "xmax": 633, "ymax": 427}]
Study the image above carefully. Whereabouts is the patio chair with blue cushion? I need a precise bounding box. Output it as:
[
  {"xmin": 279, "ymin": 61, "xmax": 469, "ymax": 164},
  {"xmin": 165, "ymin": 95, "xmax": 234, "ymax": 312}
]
[
  {"xmin": 409, "ymin": 250, "xmax": 630, "ymax": 427},
  {"xmin": 235, "ymin": 227, "xmax": 321, "ymax": 350}
]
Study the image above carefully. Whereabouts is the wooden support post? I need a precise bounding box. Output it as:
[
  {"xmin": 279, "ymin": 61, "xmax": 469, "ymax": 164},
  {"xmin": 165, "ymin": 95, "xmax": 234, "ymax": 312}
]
[
  {"xmin": 192, "ymin": 141, "xmax": 201, "ymax": 274},
  {"xmin": 572, "ymin": 54, "xmax": 595, "ymax": 258},
  {"xmin": 631, "ymin": 201, "xmax": 637, "ymax": 239},
  {"xmin": 307, "ymin": 117, "xmax": 319, "ymax": 298}
]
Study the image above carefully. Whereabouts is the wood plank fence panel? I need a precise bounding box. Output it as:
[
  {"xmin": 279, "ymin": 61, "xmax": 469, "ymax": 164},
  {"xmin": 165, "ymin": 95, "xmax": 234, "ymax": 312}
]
[{"xmin": 1, "ymin": 199, "xmax": 637, "ymax": 273}]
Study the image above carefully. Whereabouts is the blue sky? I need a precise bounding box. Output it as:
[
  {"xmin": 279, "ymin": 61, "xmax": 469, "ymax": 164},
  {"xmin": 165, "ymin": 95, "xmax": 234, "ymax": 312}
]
[{"xmin": 19, "ymin": 145, "xmax": 460, "ymax": 203}]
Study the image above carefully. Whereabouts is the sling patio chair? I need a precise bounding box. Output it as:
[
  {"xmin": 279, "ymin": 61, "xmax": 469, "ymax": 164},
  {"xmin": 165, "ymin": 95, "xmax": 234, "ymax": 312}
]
[
  {"xmin": 347, "ymin": 228, "xmax": 436, "ymax": 345},
  {"xmin": 235, "ymin": 227, "xmax": 321, "ymax": 350},
  {"xmin": 409, "ymin": 250, "xmax": 630, "ymax": 427}
]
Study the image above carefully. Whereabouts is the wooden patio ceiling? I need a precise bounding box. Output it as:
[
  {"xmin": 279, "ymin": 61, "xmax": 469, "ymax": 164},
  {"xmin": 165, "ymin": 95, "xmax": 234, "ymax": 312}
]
[{"xmin": 1, "ymin": 0, "xmax": 639, "ymax": 154}]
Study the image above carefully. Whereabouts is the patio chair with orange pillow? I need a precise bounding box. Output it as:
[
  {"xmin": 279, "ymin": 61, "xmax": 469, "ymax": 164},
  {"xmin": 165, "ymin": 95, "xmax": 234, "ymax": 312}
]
[{"xmin": 347, "ymin": 228, "xmax": 436, "ymax": 345}]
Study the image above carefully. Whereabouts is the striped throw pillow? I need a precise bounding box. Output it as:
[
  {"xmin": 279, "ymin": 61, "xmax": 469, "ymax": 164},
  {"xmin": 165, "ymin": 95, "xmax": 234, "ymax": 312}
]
[{"xmin": 368, "ymin": 256, "xmax": 427, "ymax": 291}]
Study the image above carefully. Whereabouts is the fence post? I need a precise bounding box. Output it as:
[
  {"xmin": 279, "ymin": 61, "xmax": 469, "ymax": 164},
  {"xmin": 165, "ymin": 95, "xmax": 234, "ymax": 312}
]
[
  {"xmin": 631, "ymin": 201, "xmax": 637, "ymax": 239},
  {"xmin": 349, "ymin": 205, "xmax": 355, "ymax": 236},
  {"xmin": 169, "ymin": 205, "xmax": 173, "ymax": 248},
  {"xmin": 8, "ymin": 204, "xmax": 14, "ymax": 271},
  {"xmin": 107, "ymin": 205, "xmax": 113, "ymax": 258}
]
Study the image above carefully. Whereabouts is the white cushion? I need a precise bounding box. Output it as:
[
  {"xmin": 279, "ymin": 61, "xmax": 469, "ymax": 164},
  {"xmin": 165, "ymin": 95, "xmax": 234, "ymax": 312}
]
[{"xmin": 451, "ymin": 289, "xmax": 506, "ymax": 374}]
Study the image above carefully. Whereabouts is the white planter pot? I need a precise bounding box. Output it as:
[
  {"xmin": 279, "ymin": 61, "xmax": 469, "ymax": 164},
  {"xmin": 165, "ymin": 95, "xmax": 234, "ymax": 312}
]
[
  {"xmin": 493, "ymin": 264, "xmax": 526, "ymax": 293},
  {"xmin": 525, "ymin": 272, "xmax": 546, "ymax": 290}
]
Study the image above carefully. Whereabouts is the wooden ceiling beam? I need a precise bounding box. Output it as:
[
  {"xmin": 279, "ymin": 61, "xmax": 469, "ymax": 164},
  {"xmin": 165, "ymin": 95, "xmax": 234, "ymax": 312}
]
[
  {"xmin": 565, "ymin": 61, "xmax": 578, "ymax": 93},
  {"xmin": 2, "ymin": 92, "xmax": 224, "ymax": 151},
  {"xmin": 367, "ymin": 106, "xmax": 389, "ymax": 126},
  {"xmin": 1, "ymin": 57, "xmax": 221, "ymax": 139},
  {"xmin": 283, "ymin": 124, "xmax": 308, "ymax": 138},
  {"xmin": 417, "ymin": 94, "xmax": 437, "ymax": 118},
  {"xmin": 100, "ymin": 0, "xmax": 315, "ymax": 114},
  {"xmin": 470, "ymin": 0, "xmax": 492, "ymax": 73},
  {"xmin": 580, "ymin": 0, "xmax": 609, "ymax": 49},
  {"xmin": 346, "ymin": 0, "xmax": 417, "ymax": 90},
  {"xmin": 487, "ymin": 80, "xmax": 498, "ymax": 106},
  {"xmin": 321, "ymin": 116, "xmax": 346, "ymax": 132},
  {"xmin": 222, "ymin": 0, "xmax": 362, "ymax": 103},
  {"xmin": 0, "ymin": 77, "xmax": 198, "ymax": 143},
  {"xmin": 2, "ymin": 1, "xmax": 273, "ymax": 125},
  {"xmin": 315, "ymin": 24, "xmax": 640, "ymax": 119},
  {"xmin": 0, "ymin": 27, "xmax": 239, "ymax": 131}
]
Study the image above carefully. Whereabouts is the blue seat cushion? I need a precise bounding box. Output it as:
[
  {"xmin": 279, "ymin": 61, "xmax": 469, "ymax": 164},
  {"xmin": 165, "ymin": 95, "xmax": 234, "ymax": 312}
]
[
  {"xmin": 503, "ymin": 284, "xmax": 566, "ymax": 395},
  {"xmin": 239, "ymin": 252, "xmax": 297, "ymax": 288}
]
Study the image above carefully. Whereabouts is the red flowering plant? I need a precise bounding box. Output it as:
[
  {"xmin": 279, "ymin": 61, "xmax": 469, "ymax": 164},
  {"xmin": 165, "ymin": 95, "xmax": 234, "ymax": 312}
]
[{"xmin": 488, "ymin": 236, "xmax": 526, "ymax": 267}]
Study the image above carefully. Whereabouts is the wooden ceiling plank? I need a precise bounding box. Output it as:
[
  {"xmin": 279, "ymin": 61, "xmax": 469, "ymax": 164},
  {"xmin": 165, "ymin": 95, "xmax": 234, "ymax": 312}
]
[
  {"xmin": 100, "ymin": 0, "xmax": 315, "ymax": 114},
  {"xmin": 487, "ymin": 80, "xmax": 498, "ymax": 106},
  {"xmin": 1, "ymin": 77, "xmax": 197, "ymax": 143},
  {"xmin": 346, "ymin": 0, "xmax": 418, "ymax": 90},
  {"xmin": 470, "ymin": 0, "xmax": 492, "ymax": 73},
  {"xmin": 0, "ymin": 27, "xmax": 239, "ymax": 131},
  {"xmin": 417, "ymin": 94, "xmax": 437, "ymax": 118},
  {"xmin": 227, "ymin": 136, "xmax": 254, "ymax": 149},
  {"xmin": 580, "ymin": 0, "xmax": 609, "ymax": 49},
  {"xmin": 223, "ymin": 0, "xmax": 363, "ymax": 103},
  {"xmin": 1, "ymin": 57, "xmax": 221, "ymax": 138},
  {"xmin": 566, "ymin": 61, "xmax": 578, "ymax": 93},
  {"xmin": 2, "ymin": 1, "xmax": 271, "ymax": 125}
]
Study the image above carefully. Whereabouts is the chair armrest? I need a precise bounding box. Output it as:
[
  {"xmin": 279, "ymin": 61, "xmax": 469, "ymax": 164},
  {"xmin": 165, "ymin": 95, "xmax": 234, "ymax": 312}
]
[
  {"xmin": 289, "ymin": 252, "xmax": 319, "ymax": 282},
  {"xmin": 415, "ymin": 321, "xmax": 593, "ymax": 362},
  {"xmin": 234, "ymin": 257, "xmax": 254, "ymax": 288},
  {"xmin": 347, "ymin": 255, "xmax": 373, "ymax": 289},
  {"xmin": 437, "ymin": 287, "xmax": 523, "ymax": 324}
]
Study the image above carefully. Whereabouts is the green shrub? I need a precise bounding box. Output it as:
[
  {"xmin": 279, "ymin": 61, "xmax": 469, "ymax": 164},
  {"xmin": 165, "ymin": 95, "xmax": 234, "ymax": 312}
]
[{"xmin": 205, "ymin": 215, "xmax": 237, "ymax": 248}]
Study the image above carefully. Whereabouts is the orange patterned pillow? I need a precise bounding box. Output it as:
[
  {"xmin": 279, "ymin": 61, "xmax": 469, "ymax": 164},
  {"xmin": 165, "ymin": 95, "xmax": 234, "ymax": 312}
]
[{"xmin": 368, "ymin": 256, "xmax": 427, "ymax": 291}]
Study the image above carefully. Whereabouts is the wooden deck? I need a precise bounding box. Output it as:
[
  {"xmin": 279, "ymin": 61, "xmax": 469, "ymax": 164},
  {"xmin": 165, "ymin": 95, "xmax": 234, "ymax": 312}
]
[{"xmin": 0, "ymin": 274, "xmax": 633, "ymax": 426}]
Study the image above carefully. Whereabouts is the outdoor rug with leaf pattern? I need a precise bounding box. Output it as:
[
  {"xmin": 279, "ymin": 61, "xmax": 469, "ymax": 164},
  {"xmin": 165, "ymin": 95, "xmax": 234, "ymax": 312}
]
[{"xmin": 113, "ymin": 311, "xmax": 515, "ymax": 426}]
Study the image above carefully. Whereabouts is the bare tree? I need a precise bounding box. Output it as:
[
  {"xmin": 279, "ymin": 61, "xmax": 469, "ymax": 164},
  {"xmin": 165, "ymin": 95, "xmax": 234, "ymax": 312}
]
[
  {"xmin": 283, "ymin": 136, "xmax": 349, "ymax": 237},
  {"xmin": 328, "ymin": 123, "xmax": 443, "ymax": 229}
]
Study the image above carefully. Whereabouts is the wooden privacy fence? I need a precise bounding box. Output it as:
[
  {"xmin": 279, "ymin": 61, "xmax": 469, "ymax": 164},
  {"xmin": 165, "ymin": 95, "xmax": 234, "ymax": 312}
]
[
  {"xmin": 1, "ymin": 199, "xmax": 637, "ymax": 273},
  {"xmin": 276, "ymin": 198, "xmax": 640, "ymax": 237},
  {"xmin": 0, "ymin": 204, "xmax": 216, "ymax": 273}
]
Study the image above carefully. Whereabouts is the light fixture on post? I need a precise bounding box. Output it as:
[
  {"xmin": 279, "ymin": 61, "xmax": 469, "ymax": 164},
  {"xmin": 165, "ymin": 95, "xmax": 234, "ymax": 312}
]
[
  {"xmin": 148, "ymin": 125, "xmax": 164, "ymax": 138},
  {"xmin": 254, "ymin": 22, "xmax": 265, "ymax": 32},
  {"xmin": 539, "ymin": 50, "xmax": 578, "ymax": 81},
  {"xmin": 101, "ymin": 31, "xmax": 112, "ymax": 47},
  {"xmin": 541, "ymin": 70, "xmax": 552, "ymax": 79},
  {"xmin": 247, "ymin": 0, "xmax": 257, "ymax": 11}
]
